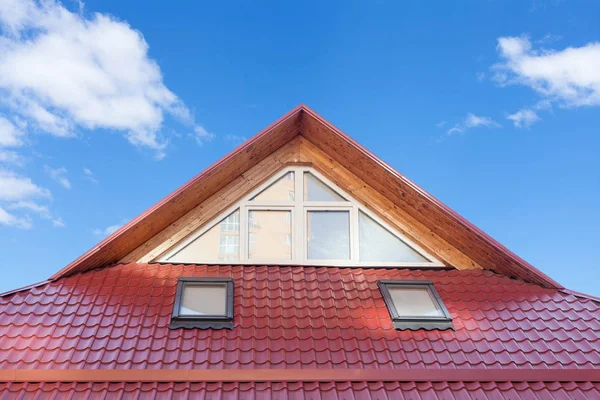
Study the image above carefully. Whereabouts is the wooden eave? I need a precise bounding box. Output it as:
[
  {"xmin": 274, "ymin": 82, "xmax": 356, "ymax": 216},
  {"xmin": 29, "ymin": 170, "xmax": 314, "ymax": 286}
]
[{"xmin": 51, "ymin": 105, "xmax": 562, "ymax": 289}]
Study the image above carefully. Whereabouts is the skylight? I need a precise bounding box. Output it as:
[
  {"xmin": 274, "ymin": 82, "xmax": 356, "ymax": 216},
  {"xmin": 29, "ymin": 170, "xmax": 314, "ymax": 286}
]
[
  {"xmin": 378, "ymin": 280, "xmax": 453, "ymax": 330},
  {"xmin": 160, "ymin": 166, "xmax": 442, "ymax": 267},
  {"xmin": 170, "ymin": 278, "xmax": 234, "ymax": 329}
]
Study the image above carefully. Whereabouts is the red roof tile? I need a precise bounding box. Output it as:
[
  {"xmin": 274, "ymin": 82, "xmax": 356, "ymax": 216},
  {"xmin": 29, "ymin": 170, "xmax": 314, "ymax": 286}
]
[
  {"xmin": 0, "ymin": 263, "xmax": 598, "ymax": 371},
  {"xmin": 0, "ymin": 381, "xmax": 598, "ymax": 399}
]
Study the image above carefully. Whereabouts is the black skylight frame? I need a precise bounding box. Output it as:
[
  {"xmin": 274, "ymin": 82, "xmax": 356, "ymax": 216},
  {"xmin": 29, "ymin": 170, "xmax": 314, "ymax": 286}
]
[
  {"xmin": 378, "ymin": 280, "xmax": 454, "ymax": 331},
  {"xmin": 170, "ymin": 277, "xmax": 234, "ymax": 329}
]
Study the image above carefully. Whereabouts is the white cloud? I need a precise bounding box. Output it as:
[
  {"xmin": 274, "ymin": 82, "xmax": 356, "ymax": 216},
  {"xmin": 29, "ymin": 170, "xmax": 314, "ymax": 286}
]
[
  {"xmin": 44, "ymin": 165, "xmax": 71, "ymax": 189},
  {"xmin": 0, "ymin": 169, "xmax": 50, "ymax": 201},
  {"xmin": 51, "ymin": 216, "xmax": 65, "ymax": 227},
  {"xmin": 435, "ymin": 121, "xmax": 446, "ymax": 128},
  {"xmin": 0, "ymin": 205, "xmax": 31, "ymax": 229},
  {"xmin": 194, "ymin": 126, "xmax": 215, "ymax": 146},
  {"xmin": 507, "ymin": 108, "xmax": 540, "ymax": 128},
  {"xmin": 83, "ymin": 167, "xmax": 98, "ymax": 183},
  {"xmin": 493, "ymin": 36, "xmax": 600, "ymax": 107},
  {"xmin": 0, "ymin": 150, "xmax": 23, "ymax": 165},
  {"xmin": 0, "ymin": 116, "xmax": 23, "ymax": 147},
  {"xmin": 447, "ymin": 113, "xmax": 501, "ymax": 135},
  {"xmin": 0, "ymin": 0, "xmax": 210, "ymax": 157},
  {"xmin": 93, "ymin": 223, "xmax": 123, "ymax": 237},
  {"xmin": 7, "ymin": 200, "xmax": 64, "ymax": 227},
  {"xmin": 0, "ymin": 169, "xmax": 61, "ymax": 229},
  {"xmin": 8, "ymin": 200, "xmax": 50, "ymax": 217}
]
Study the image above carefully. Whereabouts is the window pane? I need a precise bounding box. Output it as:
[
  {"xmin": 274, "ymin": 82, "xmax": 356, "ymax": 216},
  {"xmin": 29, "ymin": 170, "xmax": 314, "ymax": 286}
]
[
  {"xmin": 359, "ymin": 212, "xmax": 427, "ymax": 262},
  {"xmin": 251, "ymin": 172, "xmax": 295, "ymax": 202},
  {"xmin": 167, "ymin": 210, "xmax": 240, "ymax": 262},
  {"xmin": 304, "ymin": 173, "xmax": 345, "ymax": 201},
  {"xmin": 180, "ymin": 284, "xmax": 227, "ymax": 316},
  {"xmin": 248, "ymin": 210, "xmax": 292, "ymax": 260},
  {"xmin": 307, "ymin": 211, "xmax": 350, "ymax": 260},
  {"xmin": 388, "ymin": 286, "xmax": 444, "ymax": 318}
]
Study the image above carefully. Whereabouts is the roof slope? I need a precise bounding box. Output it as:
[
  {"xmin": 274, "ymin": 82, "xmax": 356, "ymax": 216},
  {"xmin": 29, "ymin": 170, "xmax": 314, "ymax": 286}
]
[
  {"xmin": 2, "ymin": 264, "xmax": 598, "ymax": 371},
  {"xmin": 50, "ymin": 105, "xmax": 561, "ymax": 289}
]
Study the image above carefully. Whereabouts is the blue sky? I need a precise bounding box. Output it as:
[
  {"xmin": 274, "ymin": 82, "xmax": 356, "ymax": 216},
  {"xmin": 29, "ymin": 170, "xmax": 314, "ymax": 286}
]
[{"xmin": 0, "ymin": 0, "xmax": 599, "ymax": 295}]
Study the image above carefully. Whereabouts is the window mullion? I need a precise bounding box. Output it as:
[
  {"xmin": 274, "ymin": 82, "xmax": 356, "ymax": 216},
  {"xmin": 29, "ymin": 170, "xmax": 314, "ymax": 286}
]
[
  {"xmin": 240, "ymin": 203, "xmax": 247, "ymax": 261},
  {"xmin": 294, "ymin": 167, "xmax": 304, "ymax": 262},
  {"xmin": 351, "ymin": 205, "xmax": 359, "ymax": 263}
]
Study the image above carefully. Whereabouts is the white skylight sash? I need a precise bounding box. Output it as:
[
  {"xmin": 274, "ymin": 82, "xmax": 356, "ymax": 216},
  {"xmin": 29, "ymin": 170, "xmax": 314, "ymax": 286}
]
[{"xmin": 160, "ymin": 166, "xmax": 442, "ymax": 266}]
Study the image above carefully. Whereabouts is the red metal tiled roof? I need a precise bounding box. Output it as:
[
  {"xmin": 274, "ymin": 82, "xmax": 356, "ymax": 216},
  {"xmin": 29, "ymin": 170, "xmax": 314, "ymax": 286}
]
[
  {"xmin": 0, "ymin": 263, "xmax": 598, "ymax": 371},
  {"xmin": 1, "ymin": 381, "xmax": 599, "ymax": 399}
]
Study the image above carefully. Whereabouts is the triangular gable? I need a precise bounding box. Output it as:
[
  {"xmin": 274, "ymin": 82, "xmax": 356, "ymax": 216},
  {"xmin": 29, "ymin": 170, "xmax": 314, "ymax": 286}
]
[{"xmin": 51, "ymin": 105, "xmax": 561, "ymax": 289}]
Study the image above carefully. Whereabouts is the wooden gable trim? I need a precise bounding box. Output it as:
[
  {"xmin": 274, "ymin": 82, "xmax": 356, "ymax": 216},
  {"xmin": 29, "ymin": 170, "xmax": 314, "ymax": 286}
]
[
  {"xmin": 52, "ymin": 104, "xmax": 561, "ymax": 290},
  {"xmin": 123, "ymin": 136, "xmax": 482, "ymax": 270}
]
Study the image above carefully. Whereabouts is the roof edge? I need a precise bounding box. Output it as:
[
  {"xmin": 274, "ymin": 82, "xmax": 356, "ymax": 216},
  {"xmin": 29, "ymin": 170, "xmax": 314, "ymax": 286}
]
[
  {"xmin": 50, "ymin": 105, "xmax": 306, "ymax": 280},
  {"xmin": 0, "ymin": 280, "xmax": 51, "ymax": 298},
  {"xmin": 301, "ymin": 105, "xmax": 562, "ymax": 289},
  {"xmin": 560, "ymin": 288, "xmax": 600, "ymax": 303}
]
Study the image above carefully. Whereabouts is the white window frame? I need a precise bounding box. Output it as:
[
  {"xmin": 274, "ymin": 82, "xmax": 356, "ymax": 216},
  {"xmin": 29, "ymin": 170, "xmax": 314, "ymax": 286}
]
[{"xmin": 158, "ymin": 166, "xmax": 444, "ymax": 267}]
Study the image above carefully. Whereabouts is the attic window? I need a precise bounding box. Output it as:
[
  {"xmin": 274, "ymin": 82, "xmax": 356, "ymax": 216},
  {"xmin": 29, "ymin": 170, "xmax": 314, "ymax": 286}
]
[
  {"xmin": 378, "ymin": 280, "xmax": 453, "ymax": 330},
  {"xmin": 160, "ymin": 166, "xmax": 443, "ymax": 267},
  {"xmin": 170, "ymin": 278, "xmax": 234, "ymax": 329}
]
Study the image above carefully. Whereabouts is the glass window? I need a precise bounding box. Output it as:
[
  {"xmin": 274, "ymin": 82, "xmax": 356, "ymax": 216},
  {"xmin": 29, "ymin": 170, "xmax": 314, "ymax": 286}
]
[
  {"xmin": 219, "ymin": 235, "xmax": 239, "ymax": 261},
  {"xmin": 161, "ymin": 167, "xmax": 441, "ymax": 266},
  {"xmin": 251, "ymin": 172, "xmax": 295, "ymax": 202},
  {"xmin": 220, "ymin": 212, "xmax": 240, "ymax": 232},
  {"xmin": 171, "ymin": 278, "xmax": 234, "ymax": 329},
  {"xmin": 388, "ymin": 286, "xmax": 444, "ymax": 317},
  {"xmin": 304, "ymin": 172, "xmax": 345, "ymax": 202},
  {"xmin": 359, "ymin": 211, "xmax": 427, "ymax": 262},
  {"xmin": 307, "ymin": 210, "xmax": 350, "ymax": 260},
  {"xmin": 167, "ymin": 210, "xmax": 240, "ymax": 263},
  {"xmin": 378, "ymin": 281, "xmax": 453, "ymax": 330},
  {"xmin": 248, "ymin": 210, "xmax": 292, "ymax": 260},
  {"xmin": 180, "ymin": 284, "xmax": 227, "ymax": 316}
]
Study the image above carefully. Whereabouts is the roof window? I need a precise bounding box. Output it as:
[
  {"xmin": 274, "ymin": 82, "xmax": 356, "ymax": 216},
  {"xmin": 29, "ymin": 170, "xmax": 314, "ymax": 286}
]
[
  {"xmin": 378, "ymin": 280, "xmax": 453, "ymax": 330},
  {"xmin": 170, "ymin": 278, "xmax": 234, "ymax": 329}
]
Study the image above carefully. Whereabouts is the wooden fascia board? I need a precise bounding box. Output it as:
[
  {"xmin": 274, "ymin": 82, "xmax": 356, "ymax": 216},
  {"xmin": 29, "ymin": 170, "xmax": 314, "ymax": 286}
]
[
  {"xmin": 52, "ymin": 104, "xmax": 561, "ymax": 290},
  {"xmin": 51, "ymin": 106, "xmax": 305, "ymax": 280},
  {"xmin": 0, "ymin": 368, "xmax": 598, "ymax": 383},
  {"xmin": 299, "ymin": 105, "xmax": 562, "ymax": 289}
]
